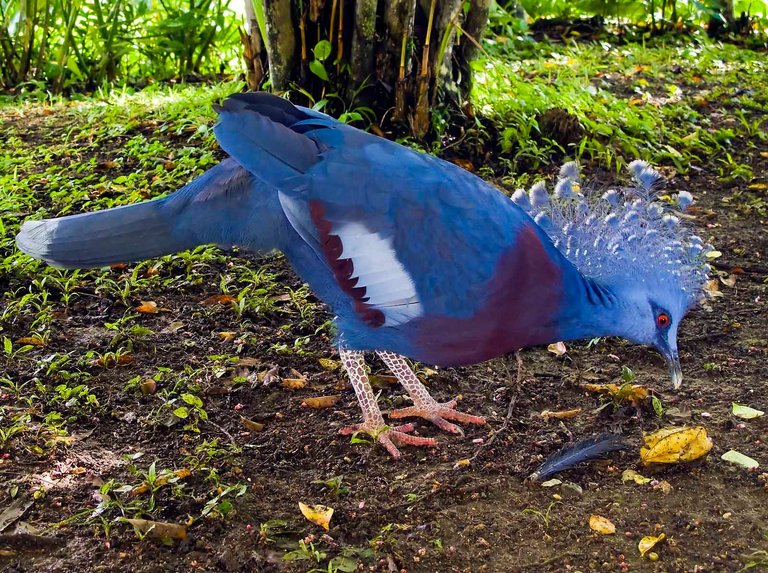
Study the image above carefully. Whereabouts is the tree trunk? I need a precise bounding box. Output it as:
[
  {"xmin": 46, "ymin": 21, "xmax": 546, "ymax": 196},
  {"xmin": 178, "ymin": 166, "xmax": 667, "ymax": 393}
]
[
  {"xmin": 263, "ymin": 0, "xmax": 297, "ymax": 91},
  {"xmin": 382, "ymin": 0, "xmax": 416, "ymax": 121},
  {"xmin": 350, "ymin": 0, "xmax": 377, "ymax": 85},
  {"xmin": 457, "ymin": 0, "xmax": 490, "ymax": 96},
  {"xmin": 257, "ymin": 0, "xmax": 490, "ymax": 137},
  {"xmin": 241, "ymin": 0, "xmax": 265, "ymax": 91}
]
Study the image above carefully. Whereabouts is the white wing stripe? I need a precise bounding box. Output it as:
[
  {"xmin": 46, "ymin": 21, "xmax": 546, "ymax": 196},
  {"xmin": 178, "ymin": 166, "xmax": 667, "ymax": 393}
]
[{"xmin": 335, "ymin": 221, "xmax": 423, "ymax": 325}]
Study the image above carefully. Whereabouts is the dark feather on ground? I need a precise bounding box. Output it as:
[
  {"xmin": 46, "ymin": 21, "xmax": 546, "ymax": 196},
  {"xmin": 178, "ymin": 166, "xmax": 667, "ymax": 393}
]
[{"xmin": 529, "ymin": 434, "xmax": 628, "ymax": 481}]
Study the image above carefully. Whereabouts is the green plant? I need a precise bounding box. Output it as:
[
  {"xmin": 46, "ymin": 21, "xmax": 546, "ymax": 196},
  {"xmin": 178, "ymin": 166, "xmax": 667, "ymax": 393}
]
[{"xmin": 313, "ymin": 475, "xmax": 350, "ymax": 497}]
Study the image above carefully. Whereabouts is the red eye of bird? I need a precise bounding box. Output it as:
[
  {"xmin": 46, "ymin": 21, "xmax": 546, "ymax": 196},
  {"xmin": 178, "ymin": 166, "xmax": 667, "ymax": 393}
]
[{"xmin": 656, "ymin": 313, "xmax": 670, "ymax": 328}]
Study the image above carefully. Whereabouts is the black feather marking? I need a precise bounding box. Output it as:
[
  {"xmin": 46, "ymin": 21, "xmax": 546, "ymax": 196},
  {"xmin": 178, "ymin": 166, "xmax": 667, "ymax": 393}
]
[{"xmin": 529, "ymin": 434, "xmax": 628, "ymax": 481}]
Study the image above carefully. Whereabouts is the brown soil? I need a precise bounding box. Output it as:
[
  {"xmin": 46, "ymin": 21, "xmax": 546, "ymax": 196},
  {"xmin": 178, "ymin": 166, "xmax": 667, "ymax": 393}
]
[{"xmin": 0, "ymin": 103, "xmax": 767, "ymax": 573}]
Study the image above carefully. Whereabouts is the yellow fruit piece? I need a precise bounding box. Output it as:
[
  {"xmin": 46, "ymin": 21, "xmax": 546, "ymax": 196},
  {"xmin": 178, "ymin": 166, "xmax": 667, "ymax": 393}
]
[
  {"xmin": 640, "ymin": 426, "xmax": 712, "ymax": 465},
  {"xmin": 589, "ymin": 514, "xmax": 616, "ymax": 535},
  {"xmin": 298, "ymin": 502, "xmax": 333, "ymax": 531},
  {"xmin": 638, "ymin": 533, "xmax": 665, "ymax": 556}
]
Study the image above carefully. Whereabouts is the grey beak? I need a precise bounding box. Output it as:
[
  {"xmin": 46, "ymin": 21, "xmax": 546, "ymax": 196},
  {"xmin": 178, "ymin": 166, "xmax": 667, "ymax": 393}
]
[{"xmin": 668, "ymin": 355, "xmax": 683, "ymax": 389}]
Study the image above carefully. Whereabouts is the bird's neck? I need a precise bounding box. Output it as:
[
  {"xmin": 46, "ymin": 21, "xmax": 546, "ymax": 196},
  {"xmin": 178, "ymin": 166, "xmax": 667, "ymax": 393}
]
[{"xmin": 555, "ymin": 271, "xmax": 627, "ymax": 342}]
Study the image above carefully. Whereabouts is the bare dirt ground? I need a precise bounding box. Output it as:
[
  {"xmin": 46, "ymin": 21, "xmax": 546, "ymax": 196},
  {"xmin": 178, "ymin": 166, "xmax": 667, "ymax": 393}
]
[{"xmin": 0, "ymin": 98, "xmax": 766, "ymax": 573}]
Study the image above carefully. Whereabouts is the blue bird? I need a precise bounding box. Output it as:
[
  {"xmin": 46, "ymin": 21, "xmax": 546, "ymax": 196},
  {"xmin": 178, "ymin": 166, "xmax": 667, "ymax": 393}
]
[{"xmin": 16, "ymin": 93, "xmax": 710, "ymax": 457}]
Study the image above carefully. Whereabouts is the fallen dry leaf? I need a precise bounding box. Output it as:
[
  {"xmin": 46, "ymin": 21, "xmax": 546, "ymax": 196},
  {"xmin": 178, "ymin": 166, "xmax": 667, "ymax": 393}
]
[
  {"xmin": 589, "ymin": 514, "xmax": 616, "ymax": 535},
  {"xmin": 621, "ymin": 469, "xmax": 652, "ymax": 485},
  {"xmin": 282, "ymin": 378, "xmax": 306, "ymax": 390},
  {"xmin": 298, "ymin": 502, "xmax": 333, "ymax": 531},
  {"xmin": 638, "ymin": 532, "xmax": 665, "ymax": 557},
  {"xmin": 240, "ymin": 416, "xmax": 265, "ymax": 432},
  {"xmin": 581, "ymin": 383, "xmax": 649, "ymax": 405},
  {"xmin": 14, "ymin": 336, "xmax": 45, "ymax": 347},
  {"xmin": 217, "ymin": 331, "xmax": 237, "ymax": 342},
  {"xmin": 720, "ymin": 274, "xmax": 738, "ymax": 288},
  {"xmin": 318, "ymin": 358, "xmax": 340, "ymax": 371},
  {"xmin": 547, "ymin": 341, "xmax": 567, "ymax": 356},
  {"xmin": 539, "ymin": 408, "xmax": 582, "ymax": 421},
  {"xmin": 369, "ymin": 374, "xmax": 398, "ymax": 387},
  {"xmin": 135, "ymin": 301, "xmax": 159, "ymax": 314},
  {"xmin": 94, "ymin": 353, "xmax": 134, "ymax": 368},
  {"xmin": 200, "ymin": 294, "xmax": 237, "ymax": 306},
  {"xmin": 703, "ymin": 279, "xmax": 723, "ymax": 297},
  {"xmin": 640, "ymin": 426, "xmax": 712, "ymax": 465},
  {"xmin": 131, "ymin": 469, "xmax": 192, "ymax": 496},
  {"xmin": 301, "ymin": 395, "xmax": 340, "ymax": 409},
  {"xmin": 451, "ymin": 158, "xmax": 475, "ymax": 172},
  {"xmin": 652, "ymin": 480, "xmax": 673, "ymax": 495},
  {"xmin": 124, "ymin": 518, "xmax": 187, "ymax": 542}
]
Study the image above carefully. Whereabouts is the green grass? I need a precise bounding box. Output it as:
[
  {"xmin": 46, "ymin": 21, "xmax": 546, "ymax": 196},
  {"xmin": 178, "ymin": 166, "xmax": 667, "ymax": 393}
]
[{"xmin": 472, "ymin": 38, "xmax": 768, "ymax": 181}]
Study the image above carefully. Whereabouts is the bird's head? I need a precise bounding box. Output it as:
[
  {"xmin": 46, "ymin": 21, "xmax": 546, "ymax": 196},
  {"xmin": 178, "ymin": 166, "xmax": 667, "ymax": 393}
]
[
  {"xmin": 610, "ymin": 286, "xmax": 688, "ymax": 388},
  {"xmin": 513, "ymin": 160, "xmax": 712, "ymax": 390}
]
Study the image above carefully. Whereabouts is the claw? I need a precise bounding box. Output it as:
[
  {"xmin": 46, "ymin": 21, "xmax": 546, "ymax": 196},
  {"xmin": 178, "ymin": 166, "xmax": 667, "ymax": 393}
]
[
  {"xmin": 389, "ymin": 398, "xmax": 486, "ymax": 435},
  {"xmin": 340, "ymin": 422, "xmax": 438, "ymax": 459}
]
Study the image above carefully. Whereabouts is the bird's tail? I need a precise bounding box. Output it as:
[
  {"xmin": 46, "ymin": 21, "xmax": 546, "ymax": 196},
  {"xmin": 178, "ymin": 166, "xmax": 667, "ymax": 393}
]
[
  {"xmin": 16, "ymin": 199, "xmax": 193, "ymax": 269},
  {"xmin": 16, "ymin": 158, "xmax": 269, "ymax": 269}
]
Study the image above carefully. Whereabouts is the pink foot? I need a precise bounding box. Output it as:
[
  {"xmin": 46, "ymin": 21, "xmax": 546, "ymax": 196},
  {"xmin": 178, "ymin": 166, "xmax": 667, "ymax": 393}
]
[
  {"xmin": 340, "ymin": 422, "xmax": 438, "ymax": 459},
  {"xmin": 389, "ymin": 398, "xmax": 487, "ymax": 435}
]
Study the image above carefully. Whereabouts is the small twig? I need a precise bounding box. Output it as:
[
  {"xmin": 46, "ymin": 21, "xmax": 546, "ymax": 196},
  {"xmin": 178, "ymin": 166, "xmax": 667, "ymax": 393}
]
[
  {"xmin": 710, "ymin": 260, "xmax": 768, "ymax": 275},
  {"xmin": 521, "ymin": 550, "xmax": 580, "ymax": 568},
  {"xmin": 468, "ymin": 352, "xmax": 523, "ymax": 462},
  {"xmin": 207, "ymin": 420, "xmax": 237, "ymax": 447},
  {"xmin": 686, "ymin": 331, "xmax": 732, "ymax": 343}
]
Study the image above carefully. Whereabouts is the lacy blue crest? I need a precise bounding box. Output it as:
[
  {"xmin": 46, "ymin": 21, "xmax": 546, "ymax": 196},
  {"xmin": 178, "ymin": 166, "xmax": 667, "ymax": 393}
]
[{"xmin": 513, "ymin": 160, "xmax": 711, "ymax": 310}]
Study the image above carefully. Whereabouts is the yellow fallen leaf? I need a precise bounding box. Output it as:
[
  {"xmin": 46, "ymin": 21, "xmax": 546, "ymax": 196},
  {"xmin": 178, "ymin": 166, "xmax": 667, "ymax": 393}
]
[
  {"xmin": 298, "ymin": 502, "xmax": 333, "ymax": 531},
  {"xmin": 124, "ymin": 518, "xmax": 187, "ymax": 542},
  {"xmin": 135, "ymin": 301, "xmax": 158, "ymax": 314},
  {"xmin": 640, "ymin": 426, "xmax": 712, "ymax": 465},
  {"xmin": 704, "ymin": 279, "xmax": 723, "ymax": 297},
  {"xmin": 14, "ymin": 336, "xmax": 45, "ymax": 347},
  {"xmin": 217, "ymin": 331, "xmax": 237, "ymax": 342},
  {"xmin": 548, "ymin": 341, "xmax": 567, "ymax": 356},
  {"xmin": 282, "ymin": 378, "xmax": 306, "ymax": 390},
  {"xmin": 301, "ymin": 395, "xmax": 340, "ymax": 409},
  {"xmin": 369, "ymin": 374, "xmax": 398, "ymax": 387},
  {"xmin": 200, "ymin": 294, "xmax": 237, "ymax": 306},
  {"xmin": 747, "ymin": 182, "xmax": 768, "ymax": 190},
  {"xmin": 589, "ymin": 514, "xmax": 616, "ymax": 535},
  {"xmin": 240, "ymin": 416, "xmax": 265, "ymax": 432},
  {"xmin": 621, "ymin": 469, "xmax": 652, "ymax": 484},
  {"xmin": 131, "ymin": 469, "xmax": 192, "ymax": 496},
  {"xmin": 638, "ymin": 532, "xmax": 665, "ymax": 556},
  {"xmin": 581, "ymin": 383, "xmax": 648, "ymax": 404},
  {"xmin": 539, "ymin": 408, "xmax": 582, "ymax": 420},
  {"xmin": 318, "ymin": 358, "xmax": 340, "ymax": 371}
]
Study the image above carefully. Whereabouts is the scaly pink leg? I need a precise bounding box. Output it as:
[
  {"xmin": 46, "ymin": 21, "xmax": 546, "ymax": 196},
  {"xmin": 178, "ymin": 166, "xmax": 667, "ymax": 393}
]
[
  {"xmin": 338, "ymin": 348, "xmax": 437, "ymax": 459},
  {"xmin": 377, "ymin": 351, "xmax": 486, "ymax": 435}
]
